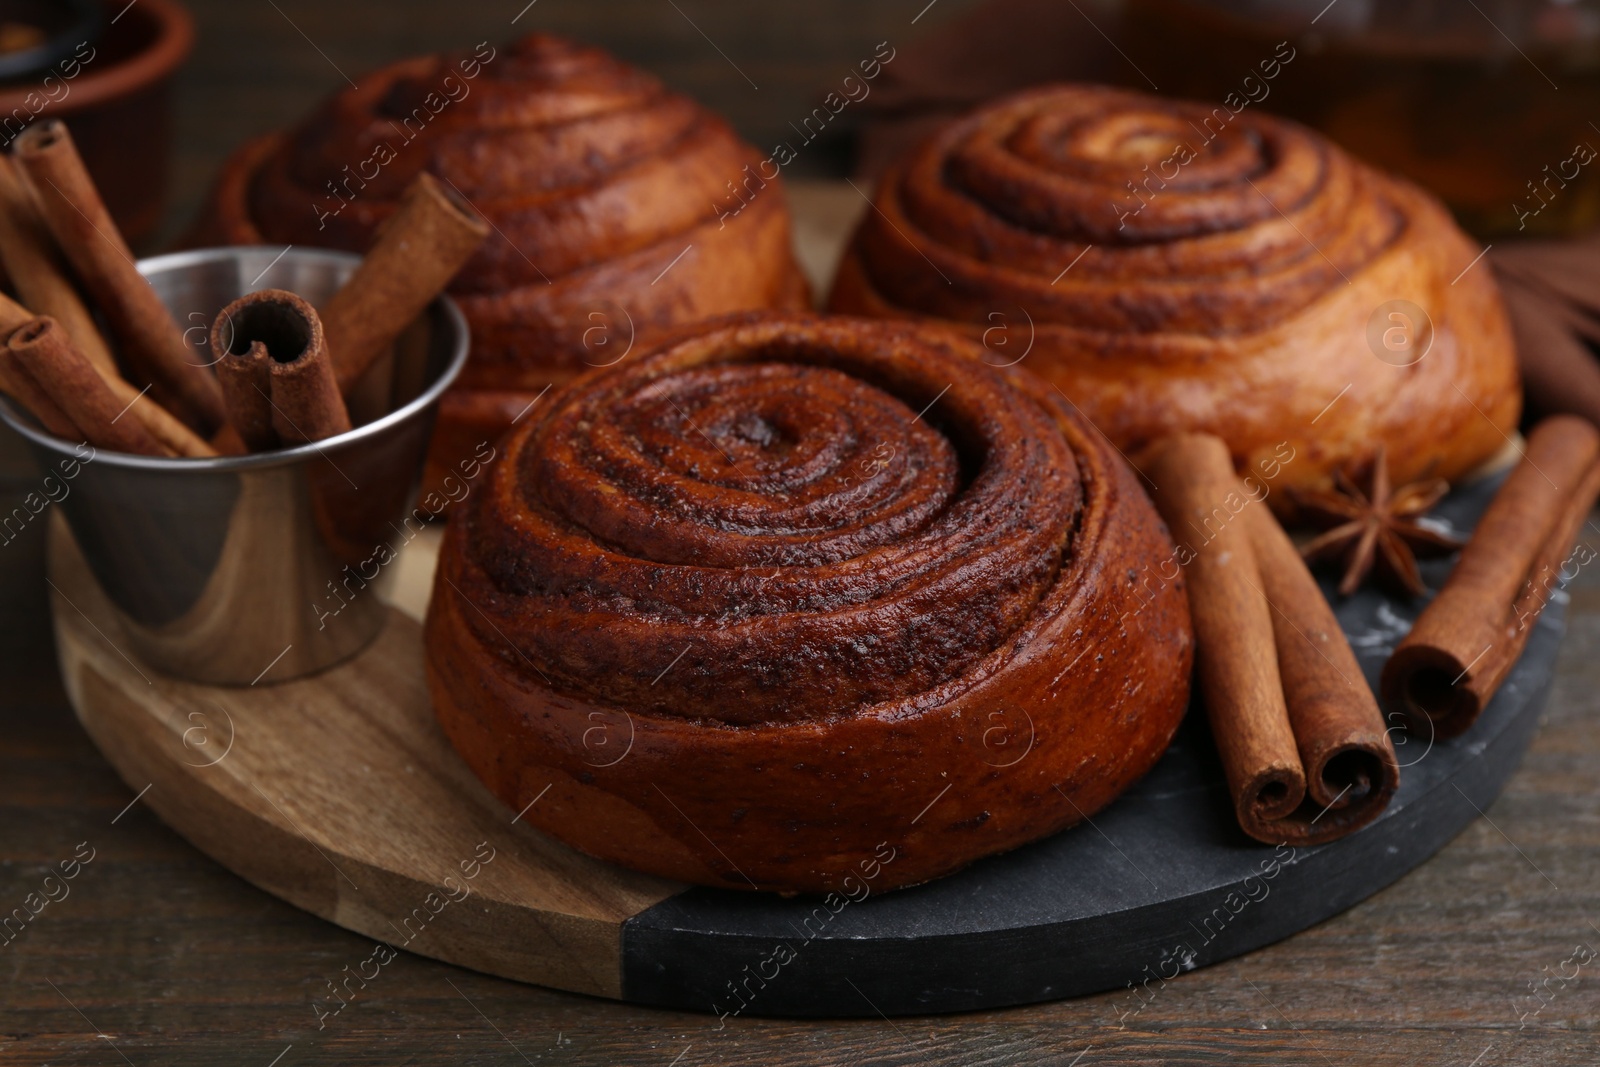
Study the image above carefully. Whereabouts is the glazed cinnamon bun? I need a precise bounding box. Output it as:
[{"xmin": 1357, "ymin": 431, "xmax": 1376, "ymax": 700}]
[
  {"xmin": 192, "ymin": 33, "xmax": 810, "ymax": 491},
  {"xmin": 425, "ymin": 313, "xmax": 1192, "ymax": 893},
  {"xmin": 829, "ymin": 84, "xmax": 1520, "ymax": 497}
]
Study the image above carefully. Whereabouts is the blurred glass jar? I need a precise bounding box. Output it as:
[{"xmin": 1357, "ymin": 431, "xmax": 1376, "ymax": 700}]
[{"xmin": 1122, "ymin": 0, "xmax": 1600, "ymax": 237}]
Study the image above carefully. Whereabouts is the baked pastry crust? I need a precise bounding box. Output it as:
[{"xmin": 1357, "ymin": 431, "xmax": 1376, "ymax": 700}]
[
  {"xmin": 425, "ymin": 313, "xmax": 1193, "ymax": 893},
  {"xmin": 189, "ymin": 34, "xmax": 810, "ymax": 487},
  {"xmin": 829, "ymin": 84, "xmax": 1521, "ymax": 497}
]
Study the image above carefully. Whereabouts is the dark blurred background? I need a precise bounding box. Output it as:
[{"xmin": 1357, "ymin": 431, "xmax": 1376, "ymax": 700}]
[
  {"xmin": 164, "ymin": 0, "xmax": 984, "ymax": 239},
  {"xmin": 5, "ymin": 0, "xmax": 1589, "ymax": 247}
]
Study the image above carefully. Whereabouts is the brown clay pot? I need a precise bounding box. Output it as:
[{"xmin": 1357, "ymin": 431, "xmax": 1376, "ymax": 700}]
[{"xmin": 0, "ymin": 0, "xmax": 193, "ymax": 245}]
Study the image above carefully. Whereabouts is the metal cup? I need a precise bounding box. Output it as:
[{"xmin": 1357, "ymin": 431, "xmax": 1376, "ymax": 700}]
[{"xmin": 0, "ymin": 246, "xmax": 468, "ymax": 685}]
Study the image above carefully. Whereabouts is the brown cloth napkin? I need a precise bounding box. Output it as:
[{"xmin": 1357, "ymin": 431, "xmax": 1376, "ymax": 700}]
[
  {"xmin": 856, "ymin": 0, "xmax": 1125, "ymax": 178},
  {"xmin": 1492, "ymin": 237, "xmax": 1600, "ymax": 430}
]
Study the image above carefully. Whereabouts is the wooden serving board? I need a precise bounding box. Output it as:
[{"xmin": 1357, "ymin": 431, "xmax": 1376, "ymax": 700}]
[
  {"xmin": 47, "ymin": 516, "xmax": 682, "ymax": 1002},
  {"xmin": 48, "ymin": 473, "xmax": 1561, "ymax": 1017}
]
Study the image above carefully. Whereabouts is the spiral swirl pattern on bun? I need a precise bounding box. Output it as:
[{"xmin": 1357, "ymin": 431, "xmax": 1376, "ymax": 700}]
[
  {"xmin": 829, "ymin": 84, "xmax": 1520, "ymax": 495},
  {"xmin": 425, "ymin": 313, "xmax": 1193, "ymax": 893},
  {"xmin": 192, "ymin": 34, "xmax": 809, "ymax": 487}
]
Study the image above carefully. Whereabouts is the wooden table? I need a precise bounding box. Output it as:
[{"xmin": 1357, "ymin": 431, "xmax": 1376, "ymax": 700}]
[
  {"xmin": 6, "ymin": 494, "xmax": 1599, "ymax": 1067},
  {"xmin": 5, "ymin": 1, "xmax": 1600, "ymax": 1063}
]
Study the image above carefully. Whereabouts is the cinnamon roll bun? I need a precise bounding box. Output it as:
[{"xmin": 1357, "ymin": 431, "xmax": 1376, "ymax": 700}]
[
  {"xmin": 191, "ymin": 33, "xmax": 810, "ymax": 491},
  {"xmin": 425, "ymin": 313, "xmax": 1192, "ymax": 893},
  {"xmin": 829, "ymin": 84, "xmax": 1520, "ymax": 497}
]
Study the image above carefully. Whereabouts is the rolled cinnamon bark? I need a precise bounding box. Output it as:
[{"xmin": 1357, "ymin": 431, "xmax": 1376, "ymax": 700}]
[
  {"xmin": 1383, "ymin": 416, "xmax": 1600, "ymax": 737},
  {"xmin": 0, "ymin": 349, "xmax": 78, "ymax": 439},
  {"xmin": 208, "ymin": 422, "xmax": 249, "ymax": 456},
  {"xmin": 98, "ymin": 376, "xmax": 217, "ymax": 458},
  {"xmin": 210, "ymin": 310, "xmax": 277, "ymax": 453},
  {"xmin": 7, "ymin": 317, "xmax": 163, "ymax": 455},
  {"xmin": 1244, "ymin": 500, "xmax": 1400, "ymax": 843},
  {"xmin": 0, "ymin": 324, "xmax": 203, "ymax": 454},
  {"xmin": 0, "ymin": 292, "xmax": 79, "ymax": 437},
  {"xmin": 321, "ymin": 172, "xmax": 489, "ymax": 392},
  {"xmin": 0, "ymin": 158, "xmax": 215, "ymax": 458},
  {"xmin": 0, "ymin": 290, "xmax": 30, "ymax": 333},
  {"xmin": 214, "ymin": 289, "xmax": 349, "ymax": 446},
  {"xmin": 1143, "ymin": 434, "xmax": 1307, "ymax": 838},
  {"xmin": 0, "ymin": 153, "xmax": 117, "ymax": 377},
  {"xmin": 13, "ymin": 120, "xmax": 225, "ymax": 434}
]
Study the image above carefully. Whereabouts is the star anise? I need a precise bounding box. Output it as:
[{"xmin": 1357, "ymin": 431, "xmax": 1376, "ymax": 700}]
[{"xmin": 1291, "ymin": 446, "xmax": 1465, "ymax": 598}]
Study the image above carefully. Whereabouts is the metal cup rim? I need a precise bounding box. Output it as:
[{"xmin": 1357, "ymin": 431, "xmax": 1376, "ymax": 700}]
[{"xmin": 0, "ymin": 245, "xmax": 471, "ymax": 471}]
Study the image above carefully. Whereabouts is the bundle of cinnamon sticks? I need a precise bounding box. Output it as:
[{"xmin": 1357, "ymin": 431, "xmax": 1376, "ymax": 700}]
[
  {"xmin": 1146, "ymin": 418, "xmax": 1600, "ymax": 847},
  {"xmin": 0, "ymin": 118, "xmax": 488, "ymax": 458},
  {"xmin": 1144, "ymin": 434, "xmax": 1400, "ymax": 845},
  {"xmin": 0, "ymin": 122, "xmax": 219, "ymax": 456}
]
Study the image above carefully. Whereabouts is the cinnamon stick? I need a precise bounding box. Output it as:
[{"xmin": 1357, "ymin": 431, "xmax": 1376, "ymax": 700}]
[
  {"xmin": 0, "ymin": 156, "xmax": 215, "ymax": 458},
  {"xmin": 1244, "ymin": 500, "xmax": 1399, "ymax": 843},
  {"xmin": 1143, "ymin": 434, "xmax": 1306, "ymax": 839},
  {"xmin": 211, "ymin": 320, "xmax": 277, "ymax": 453},
  {"xmin": 0, "ymin": 290, "xmax": 30, "ymax": 333},
  {"xmin": 0, "ymin": 349, "xmax": 79, "ymax": 439},
  {"xmin": 101, "ymin": 376, "xmax": 218, "ymax": 458},
  {"xmin": 7, "ymin": 316, "xmax": 163, "ymax": 455},
  {"xmin": 13, "ymin": 120, "xmax": 225, "ymax": 433},
  {"xmin": 0, "ymin": 153, "xmax": 117, "ymax": 377},
  {"xmin": 208, "ymin": 422, "xmax": 249, "ymax": 456},
  {"xmin": 0, "ymin": 292, "xmax": 79, "ymax": 437},
  {"xmin": 321, "ymin": 172, "xmax": 488, "ymax": 392},
  {"xmin": 1145, "ymin": 433, "xmax": 1401, "ymax": 844},
  {"xmin": 1383, "ymin": 416, "xmax": 1600, "ymax": 737},
  {"xmin": 214, "ymin": 289, "xmax": 349, "ymax": 446}
]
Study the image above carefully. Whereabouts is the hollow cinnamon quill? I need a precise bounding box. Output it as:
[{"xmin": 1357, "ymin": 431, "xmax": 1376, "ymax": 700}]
[
  {"xmin": 0, "ymin": 347, "xmax": 78, "ymax": 439},
  {"xmin": 13, "ymin": 120, "xmax": 225, "ymax": 433},
  {"xmin": 0, "ymin": 156, "xmax": 214, "ymax": 457},
  {"xmin": 7, "ymin": 316, "xmax": 163, "ymax": 455},
  {"xmin": 1143, "ymin": 434, "xmax": 1306, "ymax": 839},
  {"xmin": 0, "ymin": 290, "xmax": 30, "ymax": 333},
  {"xmin": 321, "ymin": 172, "xmax": 489, "ymax": 392},
  {"xmin": 213, "ymin": 289, "xmax": 349, "ymax": 446},
  {"xmin": 1383, "ymin": 415, "xmax": 1600, "ymax": 738},
  {"xmin": 103, "ymin": 377, "xmax": 217, "ymax": 457},
  {"xmin": 211, "ymin": 310, "xmax": 277, "ymax": 452},
  {"xmin": 1145, "ymin": 433, "xmax": 1400, "ymax": 844},
  {"xmin": 0, "ymin": 153, "xmax": 116, "ymax": 376},
  {"xmin": 1243, "ymin": 499, "xmax": 1399, "ymax": 842},
  {"xmin": 0, "ymin": 293, "xmax": 77, "ymax": 438}
]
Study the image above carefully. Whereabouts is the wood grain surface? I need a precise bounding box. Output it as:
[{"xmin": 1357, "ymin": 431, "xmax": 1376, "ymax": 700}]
[
  {"xmin": 5, "ymin": 397, "xmax": 1599, "ymax": 1067},
  {"xmin": 2, "ymin": 1, "xmax": 1599, "ymax": 1064},
  {"xmin": 45, "ymin": 517, "xmax": 681, "ymax": 1002}
]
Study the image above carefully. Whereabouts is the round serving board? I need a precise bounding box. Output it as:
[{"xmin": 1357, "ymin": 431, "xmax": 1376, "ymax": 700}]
[{"xmin": 47, "ymin": 473, "xmax": 1562, "ymax": 1017}]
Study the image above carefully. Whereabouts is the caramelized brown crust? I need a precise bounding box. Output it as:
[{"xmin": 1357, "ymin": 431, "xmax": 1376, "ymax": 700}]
[
  {"xmin": 828, "ymin": 84, "xmax": 1521, "ymax": 497},
  {"xmin": 425, "ymin": 314, "xmax": 1193, "ymax": 892},
  {"xmin": 191, "ymin": 34, "xmax": 810, "ymax": 484}
]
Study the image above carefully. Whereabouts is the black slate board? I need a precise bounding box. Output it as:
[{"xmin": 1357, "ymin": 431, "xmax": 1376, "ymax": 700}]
[{"xmin": 618, "ymin": 472, "xmax": 1563, "ymax": 1017}]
